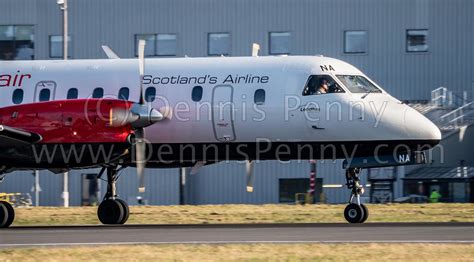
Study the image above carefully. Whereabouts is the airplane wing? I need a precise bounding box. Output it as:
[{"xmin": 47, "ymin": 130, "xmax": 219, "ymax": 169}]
[{"xmin": 0, "ymin": 124, "xmax": 42, "ymax": 146}]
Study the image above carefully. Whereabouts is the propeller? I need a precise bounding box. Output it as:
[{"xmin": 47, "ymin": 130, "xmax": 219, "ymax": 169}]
[
  {"xmin": 107, "ymin": 40, "xmax": 163, "ymax": 193},
  {"xmin": 246, "ymin": 160, "xmax": 255, "ymax": 192},
  {"xmin": 136, "ymin": 39, "xmax": 147, "ymax": 193}
]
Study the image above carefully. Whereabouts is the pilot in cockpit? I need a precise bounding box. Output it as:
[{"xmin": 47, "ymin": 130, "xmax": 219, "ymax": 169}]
[{"xmin": 316, "ymin": 79, "xmax": 329, "ymax": 94}]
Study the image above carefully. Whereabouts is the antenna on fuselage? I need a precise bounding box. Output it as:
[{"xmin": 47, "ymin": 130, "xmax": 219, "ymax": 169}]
[{"xmin": 101, "ymin": 45, "xmax": 120, "ymax": 59}]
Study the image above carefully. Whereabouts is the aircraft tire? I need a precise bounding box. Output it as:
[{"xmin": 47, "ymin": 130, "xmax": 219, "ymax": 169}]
[
  {"xmin": 2, "ymin": 201, "xmax": 15, "ymax": 228},
  {"xmin": 115, "ymin": 199, "xmax": 130, "ymax": 224},
  {"xmin": 344, "ymin": 203, "xmax": 365, "ymax": 223},
  {"xmin": 0, "ymin": 203, "xmax": 8, "ymax": 228},
  {"xmin": 98, "ymin": 199, "xmax": 125, "ymax": 225},
  {"xmin": 360, "ymin": 204, "xmax": 369, "ymax": 223}
]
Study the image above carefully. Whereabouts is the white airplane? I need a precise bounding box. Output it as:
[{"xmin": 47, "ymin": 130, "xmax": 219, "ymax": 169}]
[{"xmin": 0, "ymin": 41, "xmax": 441, "ymax": 227}]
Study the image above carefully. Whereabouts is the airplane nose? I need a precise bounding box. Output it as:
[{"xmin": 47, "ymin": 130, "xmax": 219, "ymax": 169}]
[{"xmin": 404, "ymin": 107, "xmax": 441, "ymax": 142}]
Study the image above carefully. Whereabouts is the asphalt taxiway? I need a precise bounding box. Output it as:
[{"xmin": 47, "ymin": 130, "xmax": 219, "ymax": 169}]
[{"xmin": 1, "ymin": 223, "xmax": 473, "ymax": 247}]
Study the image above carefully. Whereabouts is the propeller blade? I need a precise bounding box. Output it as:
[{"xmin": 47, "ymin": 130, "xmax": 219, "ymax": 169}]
[
  {"xmin": 245, "ymin": 160, "xmax": 255, "ymax": 192},
  {"xmin": 138, "ymin": 39, "xmax": 146, "ymax": 105},
  {"xmin": 135, "ymin": 128, "xmax": 146, "ymax": 193}
]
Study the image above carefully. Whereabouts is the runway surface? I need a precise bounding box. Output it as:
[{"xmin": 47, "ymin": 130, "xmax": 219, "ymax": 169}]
[{"xmin": 1, "ymin": 223, "xmax": 473, "ymax": 247}]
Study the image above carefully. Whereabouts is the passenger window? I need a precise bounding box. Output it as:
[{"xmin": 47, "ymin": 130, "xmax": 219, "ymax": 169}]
[
  {"xmin": 254, "ymin": 89, "xmax": 265, "ymax": 105},
  {"xmin": 302, "ymin": 75, "xmax": 344, "ymax": 96},
  {"xmin": 39, "ymin": 89, "xmax": 51, "ymax": 101},
  {"xmin": 118, "ymin": 87, "xmax": 129, "ymax": 100},
  {"xmin": 145, "ymin": 87, "xmax": 156, "ymax": 102},
  {"xmin": 92, "ymin": 87, "xmax": 104, "ymax": 98},
  {"xmin": 191, "ymin": 86, "xmax": 203, "ymax": 102},
  {"xmin": 12, "ymin": 89, "xmax": 24, "ymax": 104},
  {"xmin": 67, "ymin": 88, "xmax": 78, "ymax": 99}
]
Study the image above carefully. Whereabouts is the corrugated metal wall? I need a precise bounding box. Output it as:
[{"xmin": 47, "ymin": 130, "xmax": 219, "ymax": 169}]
[
  {"xmin": 1, "ymin": 0, "xmax": 472, "ymax": 99},
  {"xmin": 0, "ymin": 0, "xmax": 472, "ymax": 205}
]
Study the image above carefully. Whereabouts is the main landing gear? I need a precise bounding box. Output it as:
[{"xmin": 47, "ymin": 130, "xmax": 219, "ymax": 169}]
[
  {"xmin": 97, "ymin": 166, "xmax": 130, "ymax": 225},
  {"xmin": 0, "ymin": 201, "xmax": 15, "ymax": 228},
  {"xmin": 344, "ymin": 168, "xmax": 369, "ymax": 223}
]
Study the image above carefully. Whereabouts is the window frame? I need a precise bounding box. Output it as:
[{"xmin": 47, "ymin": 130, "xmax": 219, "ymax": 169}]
[
  {"xmin": 92, "ymin": 87, "xmax": 104, "ymax": 99},
  {"xmin": 12, "ymin": 88, "xmax": 24, "ymax": 104},
  {"xmin": 49, "ymin": 35, "xmax": 72, "ymax": 58},
  {"xmin": 66, "ymin": 88, "xmax": 78, "ymax": 99},
  {"xmin": 302, "ymin": 75, "xmax": 346, "ymax": 96},
  {"xmin": 207, "ymin": 32, "xmax": 231, "ymax": 56},
  {"xmin": 156, "ymin": 33, "xmax": 177, "ymax": 57},
  {"xmin": 135, "ymin": 34, "xmax": 157, "ymax": 57},
  {"xmin": 145, "ymin": 86, "xmax": 156, "ymax": 102},
  {"xmin": 343, "ymin": 30, "xmax": 368, "ymax": 54},
  {"xmin": 39, "ymin": 88, "xmax": 51, "ymax": 102},
  {"xmin": 254, "ymin": 89, "xmax": 266, "ymax": 105},
  {"xmin": 118, "ymin": 87, "xmax": 130, "ymax": 100},
  {"xmin": 269, "ymin": 31, "xmax": 291, "ymax": 55},
  {"xmin": 191, "ymin": 86, "xmax": 203, "ymax": 102},
  {"xmin": 406, "ymin": 29, "xmax": 429, "ymax": 53},
  {"xmin": 0, "ymin": 25, "xmax": 35, "ymax": 60}
]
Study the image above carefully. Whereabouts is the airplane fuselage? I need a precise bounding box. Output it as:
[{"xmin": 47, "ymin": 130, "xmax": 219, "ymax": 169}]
[{"xmin": 0, "ymin": 56, "xmax": 441, "ymax": 169}]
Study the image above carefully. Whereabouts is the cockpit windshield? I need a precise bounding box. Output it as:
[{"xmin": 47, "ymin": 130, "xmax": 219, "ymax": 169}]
[
  {"xmin": 302, "ymin": 75, "xmax": 344, "ymax": 96},
  {"xmin": 336, "ymin": 75, "xmax": 382, "ymax": 94}
]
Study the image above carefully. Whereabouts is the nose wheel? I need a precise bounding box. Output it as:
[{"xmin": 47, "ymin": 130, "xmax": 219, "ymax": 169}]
[
  {"xmin": 97, "ymin": 166, "xmax": 130, "ymax": 225},
  {"xmin": 344, "ymin": 168, "xmax": 368, "ymax": 223}
]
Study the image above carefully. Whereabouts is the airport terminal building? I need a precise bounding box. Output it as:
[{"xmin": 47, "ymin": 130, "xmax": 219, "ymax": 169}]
[{"xmin": 0, "ymin": 0, "xmax": 473, "ymax": 206}]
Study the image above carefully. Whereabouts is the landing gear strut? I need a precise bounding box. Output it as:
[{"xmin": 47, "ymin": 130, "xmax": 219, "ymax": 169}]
[
  {"xmin": 344, "ymin": 168, "xmax": 368, "ymax": 223},
  {"xmin": 97, "ymin": 166, "xmax": 130, "ymax": 225}
]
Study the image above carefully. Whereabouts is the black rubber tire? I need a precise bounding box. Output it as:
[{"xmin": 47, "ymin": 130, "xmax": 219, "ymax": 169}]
[
  {"xmin": 0, "ymin": 203, "xmax": 8, "ymax": 228},
  {"xmin": 1, "ymin": 201, "xmax": 15, "ymax": 228},
  {"xmin": 98, "ymin": 199, "xmax": 125, "ymax": 225},
  {"xmin": 115, "ymin": 199, "xmax": 130, "ymax": 224},
  {"xmin": 344, "ymin": 203, "xmax": 365, "ymax": 223},
  {"xmin": 360, "ymin": 204, "xmax": 369, "ymax": 223}
]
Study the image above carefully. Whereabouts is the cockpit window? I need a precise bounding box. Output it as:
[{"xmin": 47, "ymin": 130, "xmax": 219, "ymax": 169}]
[
  {"xmin": 336, "ymin": 75, "xmax": 382, "ymax": 93},
  {"xmin": 302, "ymin": 75, "xmax": 344, "ymax": 96}
]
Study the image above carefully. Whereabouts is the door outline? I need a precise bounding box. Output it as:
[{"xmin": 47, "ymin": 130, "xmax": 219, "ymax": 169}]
[
  {"xmin": 34, "ymin": 81, "xmax": 57, "ymax": 102},
  {"xmin": 211, "ymin": 85, "xmax": 236, "ymax": 142}
]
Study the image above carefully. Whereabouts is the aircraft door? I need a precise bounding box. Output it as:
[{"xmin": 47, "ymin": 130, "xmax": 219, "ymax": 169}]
[
  {"xmin": 212, "ymin": 85, "xmax": 236, "ymax": 142},
  {"xmin": 34, "ymin": 81, "xmax": 57, "ymax": 102}
]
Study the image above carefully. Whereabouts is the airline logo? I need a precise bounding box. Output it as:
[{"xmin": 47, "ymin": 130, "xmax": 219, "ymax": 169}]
[{"xmin": 0, "ymin": 70, "xmax": 31, "ymax": 87}]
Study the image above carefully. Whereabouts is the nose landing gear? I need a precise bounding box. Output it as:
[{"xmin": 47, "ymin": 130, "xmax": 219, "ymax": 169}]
[
  {"xmin": 344, "ymin": 168, "xmax": 368, "ymax": 223},
  {"xmin": 97, "ymin": 166, "xmax": 130, "ymax": 225}
]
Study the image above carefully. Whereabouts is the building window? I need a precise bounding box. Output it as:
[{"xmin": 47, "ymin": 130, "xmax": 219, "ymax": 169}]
[
  {"xmin": 0, "ymin": 25, "xmax": 34, "ymax": 60},
  {"xmin": 279, "ymin": 178, "xmax": 310, "ymax": 203},
  {"xmin": 67, "ymin": 88, "xmax": 78, "ymax": 99},
  {"xmin": 12, "ymin": 89, "xmax": 24, "ymax": 104},
  {"xmin": 135, "ymin": 34, "xmax": 178, "ymax": 57},
  {"xmin": 191, "ymin": 86, "xmax": 203, "ymax": 102},
  {"xmin": 407, "ymin": 29, "xmax": 428, "ymax": 52},
  {"xmin": 92, "ymin": 88, "xmax": 104, "ymax": 98},
  {"xmin": 269, "ymin": 32, "xmax": 290, "ymax": 55},
  {"xmin": 145, "ymin": 87, "xmax": 156, "ymax": 102},
  {"xmin": 344, "ymin": 31, "xmax": 367, "ymax": 54},
  {"xmin": 118, "ymin": 87, "xmax": 129, "ymax": 100},
  {"xmin": 208, "ymin": 33, "xmax": 231, "ymax": 56},
  {"xmin": 135, "ymin": 34, "xmax": 156, "ymax": 57},
  {"xmin": 50, "ymin": 35, "xmax": 72, "ymax": 58},
  {"xmin": 157, "ymin": 34, "xmax": 177, "ymax": 56},
  {"xmin": 254, "ymin": 89, "xmax": 265, "ymax": 105},
  {"xmin": 39, "ymin": 89, "xmax": 50, "ymax": 102}
]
